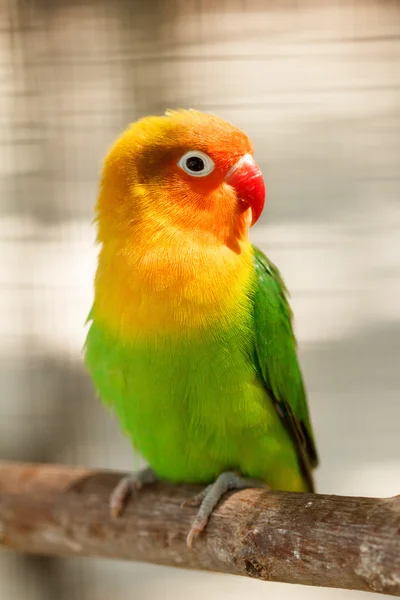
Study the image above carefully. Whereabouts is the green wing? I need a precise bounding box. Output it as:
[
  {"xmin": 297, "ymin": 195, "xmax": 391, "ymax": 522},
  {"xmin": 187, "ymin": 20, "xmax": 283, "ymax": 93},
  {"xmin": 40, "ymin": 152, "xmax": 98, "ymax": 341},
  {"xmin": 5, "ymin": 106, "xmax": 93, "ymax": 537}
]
[{"xmin": 252, "ymin": 245, "xmax": 318, "ymax": 492}]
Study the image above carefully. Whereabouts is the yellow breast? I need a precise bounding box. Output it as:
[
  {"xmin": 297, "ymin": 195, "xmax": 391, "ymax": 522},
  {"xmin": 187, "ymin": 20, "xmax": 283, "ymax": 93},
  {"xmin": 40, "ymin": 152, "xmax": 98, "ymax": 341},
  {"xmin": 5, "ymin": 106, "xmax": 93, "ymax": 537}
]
[{"xmin": 93, "ymin": 229, "xmax": 255, "ymax": 341}]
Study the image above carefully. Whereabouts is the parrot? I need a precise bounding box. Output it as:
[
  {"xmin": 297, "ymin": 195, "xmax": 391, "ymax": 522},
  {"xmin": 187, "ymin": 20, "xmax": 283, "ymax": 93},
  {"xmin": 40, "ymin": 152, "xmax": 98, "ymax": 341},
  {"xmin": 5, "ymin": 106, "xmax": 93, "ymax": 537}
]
[{"xmin": 84, "ymin": 109, "xmax": 318, "ymax": 547}]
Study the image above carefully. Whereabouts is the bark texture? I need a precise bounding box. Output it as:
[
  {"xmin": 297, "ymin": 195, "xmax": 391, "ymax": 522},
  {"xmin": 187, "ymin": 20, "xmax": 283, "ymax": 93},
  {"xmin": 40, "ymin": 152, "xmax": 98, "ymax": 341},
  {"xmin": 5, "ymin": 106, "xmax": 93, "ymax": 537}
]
[{"xmin": 0, "ymin": 461, "xmax": 399, "ymax": 596}]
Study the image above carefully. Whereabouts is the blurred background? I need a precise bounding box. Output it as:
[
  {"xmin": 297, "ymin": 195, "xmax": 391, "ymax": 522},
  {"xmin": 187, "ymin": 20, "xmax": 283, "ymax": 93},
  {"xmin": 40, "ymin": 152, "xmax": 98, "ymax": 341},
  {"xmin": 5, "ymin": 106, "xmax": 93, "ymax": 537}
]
[{"xmin": 1, "ymin": 0, "xmax": 399, "ymax": 598}]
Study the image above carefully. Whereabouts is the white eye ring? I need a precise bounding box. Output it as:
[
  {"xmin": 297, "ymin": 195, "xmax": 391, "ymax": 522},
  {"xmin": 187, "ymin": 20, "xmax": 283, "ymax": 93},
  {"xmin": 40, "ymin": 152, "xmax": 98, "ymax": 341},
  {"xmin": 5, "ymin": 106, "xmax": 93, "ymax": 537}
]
[{"xmin": 177, "ymin": 150, "xmax": 215, "ymax": 177}]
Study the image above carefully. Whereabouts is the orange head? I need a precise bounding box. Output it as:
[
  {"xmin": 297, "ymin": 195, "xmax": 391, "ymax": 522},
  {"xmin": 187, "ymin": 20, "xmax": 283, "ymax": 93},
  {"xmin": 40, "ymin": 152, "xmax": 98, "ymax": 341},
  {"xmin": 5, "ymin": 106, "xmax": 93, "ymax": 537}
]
[{"xmin": 96, "ymin": 109, "xmax": 265, "ymax": 246}]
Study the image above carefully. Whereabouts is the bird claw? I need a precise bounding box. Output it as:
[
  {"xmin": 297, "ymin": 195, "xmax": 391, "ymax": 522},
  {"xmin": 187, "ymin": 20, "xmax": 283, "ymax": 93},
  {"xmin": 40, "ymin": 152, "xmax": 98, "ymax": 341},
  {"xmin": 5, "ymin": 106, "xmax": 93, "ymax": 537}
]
[
  {"xmin": 183, "ymin": 471, "xmax": 265, "ymax": 548},
  {"xmin": 110, "ymin": 476, "xmax": 135, "ymax": 519},
  {"xmin": 109, "ymin": 468, "xmax": 156, "ymax": 519},
  {"xmin": 186, "ymin": 516, "xmax": 209, "ymax": 549},
  {"xmin": 180, "ymin": 487, "xmax": 209, "ymax": 509},
  {"xmin": 180, "ymin": 497, "xmax": 198, "ymax": 509}
]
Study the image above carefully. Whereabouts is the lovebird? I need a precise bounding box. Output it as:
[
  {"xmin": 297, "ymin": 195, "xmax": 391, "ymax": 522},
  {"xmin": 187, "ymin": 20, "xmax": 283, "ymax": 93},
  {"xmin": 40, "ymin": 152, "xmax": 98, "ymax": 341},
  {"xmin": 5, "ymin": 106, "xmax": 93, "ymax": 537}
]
[{"xmin": 85, "ymin": 109, "xmax": 318, "ymax": 546}]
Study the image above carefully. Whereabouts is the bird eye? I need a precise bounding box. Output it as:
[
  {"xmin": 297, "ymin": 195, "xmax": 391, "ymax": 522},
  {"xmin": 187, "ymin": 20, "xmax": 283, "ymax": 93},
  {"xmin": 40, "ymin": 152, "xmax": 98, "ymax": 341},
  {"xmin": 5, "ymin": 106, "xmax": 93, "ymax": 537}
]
[{"xmin": 178, "ymin": 151, "xmax": 215, "ymax": 177}]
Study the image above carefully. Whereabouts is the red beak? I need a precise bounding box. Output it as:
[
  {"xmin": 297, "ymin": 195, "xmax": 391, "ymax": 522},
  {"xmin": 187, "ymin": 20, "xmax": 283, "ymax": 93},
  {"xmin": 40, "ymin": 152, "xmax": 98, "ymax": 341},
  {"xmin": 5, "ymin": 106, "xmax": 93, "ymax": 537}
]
[{"xmin": 225, "ymin": 154, "xmax": 265, "ymax": 226}]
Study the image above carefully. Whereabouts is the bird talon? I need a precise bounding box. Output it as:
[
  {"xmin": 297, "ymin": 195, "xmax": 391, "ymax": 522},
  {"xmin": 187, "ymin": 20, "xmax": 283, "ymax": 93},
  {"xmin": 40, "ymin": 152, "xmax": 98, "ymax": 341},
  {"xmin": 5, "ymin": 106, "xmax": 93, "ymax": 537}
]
[
  {"xmin": 184, "ymin": 472, "xmax": 266, "ymax": 547},
  {"xmin": 187, "ymin": 498, "xmax": 202, "ymax": 508},
  {"xmin": 181, "ymin": 495, "xmax": 203, "ymax": 509},
  {"xmin": 110, "ymin": 478, "xmax": 133, "ymax": 519},
  {"xmin": 186, "ymin": 517, "xmax": 209, "ymax": 549},
  {"xmin": 109, "ymin": 468, "xmax": 156, "ymax": 519},
  {"xmin": 180, "ymin": 498, "xmax": 191, "ymax": 509}
]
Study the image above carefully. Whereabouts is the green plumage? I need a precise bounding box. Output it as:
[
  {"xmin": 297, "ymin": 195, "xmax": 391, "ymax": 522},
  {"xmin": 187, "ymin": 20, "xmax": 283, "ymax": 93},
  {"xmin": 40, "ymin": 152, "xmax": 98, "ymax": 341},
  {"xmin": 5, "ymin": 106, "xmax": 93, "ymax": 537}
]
[{"xmin": 85, "ymin": 245, "xmax": 318, "ymax": 493}]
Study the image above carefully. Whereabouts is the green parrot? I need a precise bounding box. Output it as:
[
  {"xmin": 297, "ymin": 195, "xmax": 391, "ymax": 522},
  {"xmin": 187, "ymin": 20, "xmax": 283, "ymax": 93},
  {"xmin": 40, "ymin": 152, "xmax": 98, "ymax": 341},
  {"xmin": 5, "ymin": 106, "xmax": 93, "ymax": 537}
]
[{"xmin": 85, "ymin": 109, "xmax": 318, "ymax": 546}]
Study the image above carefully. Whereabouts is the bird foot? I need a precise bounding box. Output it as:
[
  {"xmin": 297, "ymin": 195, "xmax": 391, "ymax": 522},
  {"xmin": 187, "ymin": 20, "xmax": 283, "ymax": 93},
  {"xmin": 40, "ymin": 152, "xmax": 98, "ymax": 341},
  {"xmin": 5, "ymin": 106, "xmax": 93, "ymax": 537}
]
[
  {"xmin": 110, "ymin": 467, "xmax": 157, "ymax": 519},
  {"xmin": 185, "ymin": 471, "xmax": 267, "ymax": 548},
  {"xmin": 180, "ymin": 484, "xmax": 212, "ymax": 509}
]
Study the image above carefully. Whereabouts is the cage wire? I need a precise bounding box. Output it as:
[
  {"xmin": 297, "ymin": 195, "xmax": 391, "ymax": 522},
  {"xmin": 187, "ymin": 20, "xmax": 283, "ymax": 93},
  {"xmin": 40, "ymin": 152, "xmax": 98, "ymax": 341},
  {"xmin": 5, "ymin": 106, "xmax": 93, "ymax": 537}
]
[{"xmin": 0, "ymin": 0, "xmax": 400, "ymax": 598}]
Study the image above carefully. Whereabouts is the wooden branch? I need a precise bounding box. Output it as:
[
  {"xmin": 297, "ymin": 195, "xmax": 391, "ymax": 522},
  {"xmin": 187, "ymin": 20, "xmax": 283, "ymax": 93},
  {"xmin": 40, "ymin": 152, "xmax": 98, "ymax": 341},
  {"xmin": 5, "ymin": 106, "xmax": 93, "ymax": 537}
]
[{"xmin": 0, "ymin": 462, "xmax": 399, "ymax": 596}]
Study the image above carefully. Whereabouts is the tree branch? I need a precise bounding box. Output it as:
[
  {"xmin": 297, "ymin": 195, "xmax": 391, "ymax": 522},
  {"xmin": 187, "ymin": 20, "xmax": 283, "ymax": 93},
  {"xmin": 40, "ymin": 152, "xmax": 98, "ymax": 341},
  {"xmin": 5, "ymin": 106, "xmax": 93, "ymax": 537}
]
[{"xmin": 0, "ymin": 462, "xmax": 399, "ymax": 595}]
